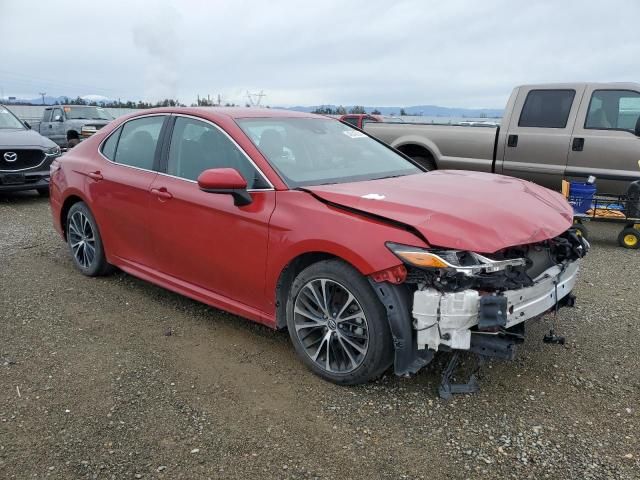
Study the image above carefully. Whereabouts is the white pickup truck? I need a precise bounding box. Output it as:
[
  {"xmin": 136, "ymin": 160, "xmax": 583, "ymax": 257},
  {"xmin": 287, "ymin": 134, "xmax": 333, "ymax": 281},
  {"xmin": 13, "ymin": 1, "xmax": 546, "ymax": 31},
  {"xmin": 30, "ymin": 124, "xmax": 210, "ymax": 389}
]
[{"xmin": 362, "ymin": 83, "xmax": 640, "ymax": 194}]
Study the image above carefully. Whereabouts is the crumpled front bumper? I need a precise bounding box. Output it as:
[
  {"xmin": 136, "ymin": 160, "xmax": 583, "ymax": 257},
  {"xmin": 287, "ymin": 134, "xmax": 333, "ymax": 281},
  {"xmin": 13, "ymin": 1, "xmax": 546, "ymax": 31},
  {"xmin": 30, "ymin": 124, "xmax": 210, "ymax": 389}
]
[{"xmin": 412, "ymin": 260, "xmax": 580, "ymax": 351}]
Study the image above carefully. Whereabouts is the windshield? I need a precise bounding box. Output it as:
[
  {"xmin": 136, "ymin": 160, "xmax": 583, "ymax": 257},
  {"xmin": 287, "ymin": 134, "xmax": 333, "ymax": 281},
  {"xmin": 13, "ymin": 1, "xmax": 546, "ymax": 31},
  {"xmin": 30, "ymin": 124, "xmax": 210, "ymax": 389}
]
[
  {"xmin": 64, "ymin": 106, "xmax": 113, "ymax": 120},
  {"xmin": 237, "ymin": 118, "xmax": 421, "ymax": 187},
  {"xmin": 0, "ymin": 106, "xmax": 26, "ymax": 129}
]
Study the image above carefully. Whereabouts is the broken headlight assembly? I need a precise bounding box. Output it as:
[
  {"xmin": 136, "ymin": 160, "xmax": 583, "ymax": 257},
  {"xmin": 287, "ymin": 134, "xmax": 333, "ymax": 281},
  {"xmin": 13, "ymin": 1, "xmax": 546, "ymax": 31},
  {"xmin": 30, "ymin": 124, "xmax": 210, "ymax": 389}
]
[{"xmin": 385, "ymin": 242, "xmax": 526, "ymax": 276}]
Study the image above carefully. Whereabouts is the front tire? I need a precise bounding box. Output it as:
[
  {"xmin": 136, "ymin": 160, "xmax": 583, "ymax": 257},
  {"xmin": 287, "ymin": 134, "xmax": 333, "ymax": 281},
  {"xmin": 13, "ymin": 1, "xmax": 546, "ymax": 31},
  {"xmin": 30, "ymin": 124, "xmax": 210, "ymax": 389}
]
[
  {"xmin": 66, "ymin": 202, "xmax": 113, "ymax": 276},
  {"xmin": 286, "ymin": 259, "xmax": 393, "ymax": 385}
]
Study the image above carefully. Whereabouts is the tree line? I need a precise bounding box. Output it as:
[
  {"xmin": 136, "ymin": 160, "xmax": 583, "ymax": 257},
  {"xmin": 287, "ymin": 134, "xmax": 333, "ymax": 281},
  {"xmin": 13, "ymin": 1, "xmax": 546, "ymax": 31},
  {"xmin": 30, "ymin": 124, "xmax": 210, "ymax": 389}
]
[{"xmin": 311, "ymin": 105, "xmax": 411, "ymax": 116}]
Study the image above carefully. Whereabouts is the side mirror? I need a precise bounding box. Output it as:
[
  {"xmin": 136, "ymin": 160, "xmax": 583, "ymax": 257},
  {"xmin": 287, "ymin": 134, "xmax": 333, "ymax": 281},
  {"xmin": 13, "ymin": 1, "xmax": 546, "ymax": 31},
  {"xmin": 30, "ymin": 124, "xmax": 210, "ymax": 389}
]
[
  {"xmin": 23, "ymin": 121, "xmax": 31, "ymax": 129},
  {"xmin": 197, "ymin": 168, "xmax": 252, "ymax": 206},
  {"xmin": 635, "ymin": 116, "xmax": 640, "ymax": 137},
  {"xmin": 54, "ymin": 115, "xmax": 63, "ymax": 122}
]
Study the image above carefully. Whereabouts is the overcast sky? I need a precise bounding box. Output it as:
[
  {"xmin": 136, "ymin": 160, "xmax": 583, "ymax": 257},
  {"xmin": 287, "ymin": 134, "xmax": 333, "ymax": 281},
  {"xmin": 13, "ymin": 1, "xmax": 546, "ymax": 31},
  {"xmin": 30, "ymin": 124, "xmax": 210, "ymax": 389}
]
[{"xmin": 1, "ymin": 0, "xmax": 638, "ymax": 108}]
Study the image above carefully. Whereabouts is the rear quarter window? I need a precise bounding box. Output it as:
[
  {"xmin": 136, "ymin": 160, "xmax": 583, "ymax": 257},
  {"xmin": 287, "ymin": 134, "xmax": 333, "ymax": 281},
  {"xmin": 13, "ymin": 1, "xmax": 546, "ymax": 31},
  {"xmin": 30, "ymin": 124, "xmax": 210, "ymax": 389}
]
[{"xmin": 101, "ymin": 126, "xmax": 122, "ymax": 161}]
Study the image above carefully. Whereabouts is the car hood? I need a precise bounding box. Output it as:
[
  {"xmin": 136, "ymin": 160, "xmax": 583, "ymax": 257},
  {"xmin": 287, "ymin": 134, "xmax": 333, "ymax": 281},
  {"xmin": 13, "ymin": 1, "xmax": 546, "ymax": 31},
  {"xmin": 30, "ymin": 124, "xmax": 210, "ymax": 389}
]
[
  {"xmin": 303, "ymin": 171, "xmax": 573, "ymax": 253},
  {"xmin": 0, "ymin": 128, "xmax": 57, "ymax": 149}
]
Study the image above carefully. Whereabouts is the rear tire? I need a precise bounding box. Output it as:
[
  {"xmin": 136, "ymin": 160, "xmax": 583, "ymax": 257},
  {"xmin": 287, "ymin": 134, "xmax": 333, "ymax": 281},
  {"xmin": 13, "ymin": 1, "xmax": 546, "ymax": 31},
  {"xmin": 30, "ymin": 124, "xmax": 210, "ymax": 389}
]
[
  {"xmin": 411, "ymin": 155, "xmax": 437, "ymax": 171},
  {"xmin": 66, "ymin": 202, "xmax": 113, "ymax": 276},
  {"xmin": 286, "ymin": 259, "xmax": 393, "ymax": 385}
]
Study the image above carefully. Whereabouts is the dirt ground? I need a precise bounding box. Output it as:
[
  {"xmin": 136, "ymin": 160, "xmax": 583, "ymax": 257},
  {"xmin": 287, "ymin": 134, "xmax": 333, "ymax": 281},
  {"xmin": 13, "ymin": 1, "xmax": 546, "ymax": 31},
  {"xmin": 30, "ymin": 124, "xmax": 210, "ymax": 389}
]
[{"xmin": 1, "ymin": 191, "xmax": 638, "ymax": 480}]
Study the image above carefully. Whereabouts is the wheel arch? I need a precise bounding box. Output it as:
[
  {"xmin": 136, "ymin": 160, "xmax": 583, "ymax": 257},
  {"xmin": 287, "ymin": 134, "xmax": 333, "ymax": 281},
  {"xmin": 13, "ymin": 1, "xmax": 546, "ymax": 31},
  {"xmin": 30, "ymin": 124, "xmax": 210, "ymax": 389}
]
[
  {"xmin": 392, "ymin": 137, "xmax": 441, "ymax": 167},
  {"xmin": 274, "ymin": 250, "xmax": 368, "ymax": 330},
  {"xmin": 59, "ymin": 192, "xmax": 87, "ymax": 240}
]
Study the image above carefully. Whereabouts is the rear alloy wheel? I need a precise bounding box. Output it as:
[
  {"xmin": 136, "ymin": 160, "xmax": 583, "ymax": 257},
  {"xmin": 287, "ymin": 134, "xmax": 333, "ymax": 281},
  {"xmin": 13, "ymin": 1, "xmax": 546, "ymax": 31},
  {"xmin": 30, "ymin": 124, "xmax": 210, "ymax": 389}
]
[
  {"xmin": 67, "ymin": 202, "xmax": 113, "ymax": 276},
  {"xmin": 286, "ymin": 260, "xmax": 393, "ymax": 385}
]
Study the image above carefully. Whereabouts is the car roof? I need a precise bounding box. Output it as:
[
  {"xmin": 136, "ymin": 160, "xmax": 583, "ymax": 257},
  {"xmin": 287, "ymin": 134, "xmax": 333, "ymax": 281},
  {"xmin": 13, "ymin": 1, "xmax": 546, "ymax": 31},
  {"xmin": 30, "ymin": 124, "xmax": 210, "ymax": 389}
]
[{"xmin": 126, "ymin": 107, "xmax": 324, "ymax": 121}]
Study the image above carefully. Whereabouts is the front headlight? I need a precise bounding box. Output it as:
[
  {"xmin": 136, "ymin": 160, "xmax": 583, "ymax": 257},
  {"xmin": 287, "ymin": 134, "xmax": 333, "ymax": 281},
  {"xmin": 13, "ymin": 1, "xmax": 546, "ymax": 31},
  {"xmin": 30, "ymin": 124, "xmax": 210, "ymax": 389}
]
[
  {"xmin": 44, "ymin": 146, "xmax": 61, "ymax": 158},
  {"xmin": 386, "ymin": 242, "xmax": 526, "ymax": 275}
]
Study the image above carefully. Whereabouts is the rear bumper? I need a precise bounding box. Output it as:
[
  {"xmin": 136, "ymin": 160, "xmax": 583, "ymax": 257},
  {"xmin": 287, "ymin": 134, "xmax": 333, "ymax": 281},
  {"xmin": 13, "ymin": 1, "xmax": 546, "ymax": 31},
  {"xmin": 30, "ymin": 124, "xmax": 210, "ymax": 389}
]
[{"xmin": 413, "ymin": 261, "xmax": 580, "ymax": 351}]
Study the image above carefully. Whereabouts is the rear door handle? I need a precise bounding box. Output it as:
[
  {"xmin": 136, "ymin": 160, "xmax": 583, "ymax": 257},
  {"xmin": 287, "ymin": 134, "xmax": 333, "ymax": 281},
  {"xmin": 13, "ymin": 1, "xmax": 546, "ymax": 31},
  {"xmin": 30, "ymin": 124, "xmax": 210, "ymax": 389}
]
[
  {"xmin": 572, "ymin": 137, "xmax": 585, "ymax": 151},
  {"xmin": 507, "ymin": 134, "xmax": 518, "ymax": 147},
  {"xmin": 150, "ymin": 187, "xmax": 173, "ymax": 200},
  {"xmin": 87, "ymin": 171, "xmax": 103, "ymax": 181}
]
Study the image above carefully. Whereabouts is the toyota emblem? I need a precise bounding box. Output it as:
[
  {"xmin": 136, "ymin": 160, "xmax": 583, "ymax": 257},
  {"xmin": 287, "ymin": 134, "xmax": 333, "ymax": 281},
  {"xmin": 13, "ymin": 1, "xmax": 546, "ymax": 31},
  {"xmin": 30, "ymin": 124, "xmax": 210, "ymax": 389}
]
[{"xmin": 3, "ymin": 152, "xmax": 17, "ymax": 162}]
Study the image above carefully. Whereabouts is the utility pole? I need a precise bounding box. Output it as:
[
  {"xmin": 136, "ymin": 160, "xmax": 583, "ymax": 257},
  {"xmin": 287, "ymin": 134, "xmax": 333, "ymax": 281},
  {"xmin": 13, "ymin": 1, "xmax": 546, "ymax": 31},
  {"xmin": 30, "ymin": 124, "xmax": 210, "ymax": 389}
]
[{"xmin": 39, "ymin": 92, "xmax": 47, "ymax": 105}]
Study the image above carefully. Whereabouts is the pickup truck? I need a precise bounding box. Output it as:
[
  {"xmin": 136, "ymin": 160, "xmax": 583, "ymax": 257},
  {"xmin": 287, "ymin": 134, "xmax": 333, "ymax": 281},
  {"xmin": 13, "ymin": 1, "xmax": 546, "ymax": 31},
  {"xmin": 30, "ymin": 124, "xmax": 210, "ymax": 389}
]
[
  {"xmin": 31, "ymin": 105, "xmax": 113, "ymax": 148},
  {"xmin": 362, "ymin": 83, "xmax": 640, "ymax": 194}
]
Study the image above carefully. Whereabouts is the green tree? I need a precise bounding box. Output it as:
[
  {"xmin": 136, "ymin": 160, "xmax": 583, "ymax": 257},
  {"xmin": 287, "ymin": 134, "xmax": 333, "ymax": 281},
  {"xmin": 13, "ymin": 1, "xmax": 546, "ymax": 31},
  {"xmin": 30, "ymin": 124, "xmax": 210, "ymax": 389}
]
[
  {"xmin": 349, "ymin": 105, "xmax": 365, "ymax": 114},
  {"xmin": 400, "ymin": 108, "xmax": 407, "ymax": 116}
]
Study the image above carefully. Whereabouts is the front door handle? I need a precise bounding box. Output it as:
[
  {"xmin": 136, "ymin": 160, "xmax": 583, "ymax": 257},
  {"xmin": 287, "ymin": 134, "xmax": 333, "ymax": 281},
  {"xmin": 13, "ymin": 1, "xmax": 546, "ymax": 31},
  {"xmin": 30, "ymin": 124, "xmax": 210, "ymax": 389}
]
[
  {"xmin": 572, "ymin": 137, "xmax": 585, "ymax": 151},
  {"xmin": 507, "ymin": 134, "xmax": 518, "ymax": 147},
  {"xmin": 87, "ymin": 171, "xmax": 103, "ymax": 181},
  {"xmin": 150, "ymin": 187, "xmax": 173, "ymax": 200}
]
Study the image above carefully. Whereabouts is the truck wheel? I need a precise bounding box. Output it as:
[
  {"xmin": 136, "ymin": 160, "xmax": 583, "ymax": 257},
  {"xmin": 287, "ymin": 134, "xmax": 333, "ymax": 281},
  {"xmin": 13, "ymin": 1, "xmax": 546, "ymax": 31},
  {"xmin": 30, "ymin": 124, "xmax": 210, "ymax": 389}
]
[
  {"xmin": 286, "ymin": 259, "xmax": 393, "ymax": 385},
  {"xmin": 412, "ymin": 155, "xmax": 436, "ymax": 171},
  {"xmin": 66, "ymin": 202, "xmax": 113, "ymax": 276},
  {"xmin": 618, "ymin": 227, "xmax": 640, "ymax": 249}
]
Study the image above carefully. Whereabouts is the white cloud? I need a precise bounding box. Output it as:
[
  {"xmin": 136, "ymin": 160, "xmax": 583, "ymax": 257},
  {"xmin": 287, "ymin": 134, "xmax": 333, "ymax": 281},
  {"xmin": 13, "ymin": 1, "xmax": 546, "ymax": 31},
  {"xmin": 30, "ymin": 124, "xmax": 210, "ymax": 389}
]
[{"xmin": 0, "ymin": 0, "xmax": 638, "ymax": 107}]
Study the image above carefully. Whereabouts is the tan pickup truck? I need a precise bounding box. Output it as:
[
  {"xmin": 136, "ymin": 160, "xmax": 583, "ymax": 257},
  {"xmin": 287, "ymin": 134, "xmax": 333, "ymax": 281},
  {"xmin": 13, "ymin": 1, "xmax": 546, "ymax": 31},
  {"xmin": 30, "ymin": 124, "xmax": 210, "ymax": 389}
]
[{"xmin": 363, "ymin": 83, "xmax": 640, "ymax": 193}]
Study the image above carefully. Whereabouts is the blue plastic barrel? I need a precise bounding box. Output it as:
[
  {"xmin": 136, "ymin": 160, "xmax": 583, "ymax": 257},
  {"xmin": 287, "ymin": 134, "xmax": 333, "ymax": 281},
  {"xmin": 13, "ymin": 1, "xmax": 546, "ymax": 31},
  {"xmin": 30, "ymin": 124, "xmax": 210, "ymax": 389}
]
[{"xmin": 569, "ymin": 182, "xmax": 596, "ymax": 214}]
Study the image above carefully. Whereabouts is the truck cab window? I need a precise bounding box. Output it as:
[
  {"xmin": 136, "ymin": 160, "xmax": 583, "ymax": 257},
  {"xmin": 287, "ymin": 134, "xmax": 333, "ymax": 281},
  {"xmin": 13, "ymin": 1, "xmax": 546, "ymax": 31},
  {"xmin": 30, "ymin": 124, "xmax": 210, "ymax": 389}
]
[
  {"xmin": 52, "ymin": 108, "xmax": 63, "ymax": 122},
  {"xmin": 42, "ymin": 109, "xmax": 52, "ymax": 123},
  {"xmin": 518, "ymin": 89, "xmax": 575, "ymax": 128},
  {"xmin": 585, "ymin": 90, "xmax": 640, "ymax": 132}
]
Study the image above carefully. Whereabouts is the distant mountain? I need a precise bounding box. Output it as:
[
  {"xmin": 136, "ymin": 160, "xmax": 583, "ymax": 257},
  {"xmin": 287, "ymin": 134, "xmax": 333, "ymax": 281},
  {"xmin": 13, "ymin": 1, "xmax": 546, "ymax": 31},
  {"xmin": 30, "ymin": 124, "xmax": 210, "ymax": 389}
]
[{"xmin": 286, "ymin": 104, "xmax": 503, "ymax": 118}]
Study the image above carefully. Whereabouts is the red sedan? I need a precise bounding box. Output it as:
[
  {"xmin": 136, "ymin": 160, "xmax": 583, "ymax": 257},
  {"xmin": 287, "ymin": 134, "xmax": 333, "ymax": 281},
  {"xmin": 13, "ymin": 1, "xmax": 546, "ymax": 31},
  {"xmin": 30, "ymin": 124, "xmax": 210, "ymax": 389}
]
[{"xmin": 50, "ymin": 108, "xmax": 587, "ymax": 386}]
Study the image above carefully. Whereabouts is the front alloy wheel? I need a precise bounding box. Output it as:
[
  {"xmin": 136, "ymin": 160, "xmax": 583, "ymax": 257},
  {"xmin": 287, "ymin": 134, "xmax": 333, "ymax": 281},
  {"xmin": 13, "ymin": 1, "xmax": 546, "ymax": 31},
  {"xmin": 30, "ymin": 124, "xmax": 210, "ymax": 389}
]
[
  {"xmin": 286, "ymin": 259, "xmax": 392, "ymax": 385},
  {"xmin": 293, "ymin": 278, "xmax": 369, "ymax": 374}
]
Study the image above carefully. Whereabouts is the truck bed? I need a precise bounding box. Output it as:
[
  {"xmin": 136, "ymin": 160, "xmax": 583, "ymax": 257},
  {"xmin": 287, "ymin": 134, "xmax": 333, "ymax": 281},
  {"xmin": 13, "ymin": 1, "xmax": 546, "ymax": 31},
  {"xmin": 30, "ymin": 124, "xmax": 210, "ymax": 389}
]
[{"xmin": 364, "ymin": 122, "xmax": 498, "ymax": 172}]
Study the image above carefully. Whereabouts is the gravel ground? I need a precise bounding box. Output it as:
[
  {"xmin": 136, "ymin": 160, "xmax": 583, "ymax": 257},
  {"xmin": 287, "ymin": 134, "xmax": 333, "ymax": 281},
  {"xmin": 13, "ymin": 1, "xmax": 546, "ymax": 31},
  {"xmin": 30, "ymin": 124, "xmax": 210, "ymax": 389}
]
[{"xmin": 1, "ymin": 191, "xmax": 639, "ymax": 480}]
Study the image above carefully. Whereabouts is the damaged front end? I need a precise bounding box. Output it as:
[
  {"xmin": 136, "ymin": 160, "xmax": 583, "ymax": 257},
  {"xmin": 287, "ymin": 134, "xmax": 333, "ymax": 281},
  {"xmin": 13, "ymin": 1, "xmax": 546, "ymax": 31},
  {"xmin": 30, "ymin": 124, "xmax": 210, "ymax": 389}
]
[{"xmin": 371, "ymin": 228, "xmax": 589, "ymax": 380}]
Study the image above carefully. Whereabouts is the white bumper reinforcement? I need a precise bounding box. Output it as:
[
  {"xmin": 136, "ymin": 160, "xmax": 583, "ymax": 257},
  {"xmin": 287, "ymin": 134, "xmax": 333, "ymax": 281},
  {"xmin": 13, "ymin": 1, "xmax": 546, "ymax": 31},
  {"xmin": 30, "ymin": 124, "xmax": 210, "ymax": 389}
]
[{"xmin": 412, "ymin": 261, "xmax": 580, "ymax": 351}]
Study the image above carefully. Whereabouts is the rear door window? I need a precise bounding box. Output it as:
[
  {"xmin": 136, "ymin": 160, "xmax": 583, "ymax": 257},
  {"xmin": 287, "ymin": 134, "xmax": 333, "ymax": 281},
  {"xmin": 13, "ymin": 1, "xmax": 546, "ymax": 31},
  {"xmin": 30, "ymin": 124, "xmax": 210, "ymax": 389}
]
[
  {"xmin": 518, "ymin": 89, "xmax": 576, "ymax": 128},
  {"xmin": 42, "ymin": 109, "xmax": 52, "ymax": 122},
  {"xmin": 585, "ymin": 89, "xmax": 640, "ymax": 132},
  {"xmin": 113, "ymin": 116, "xmax": 165, "ymax": 170}
]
